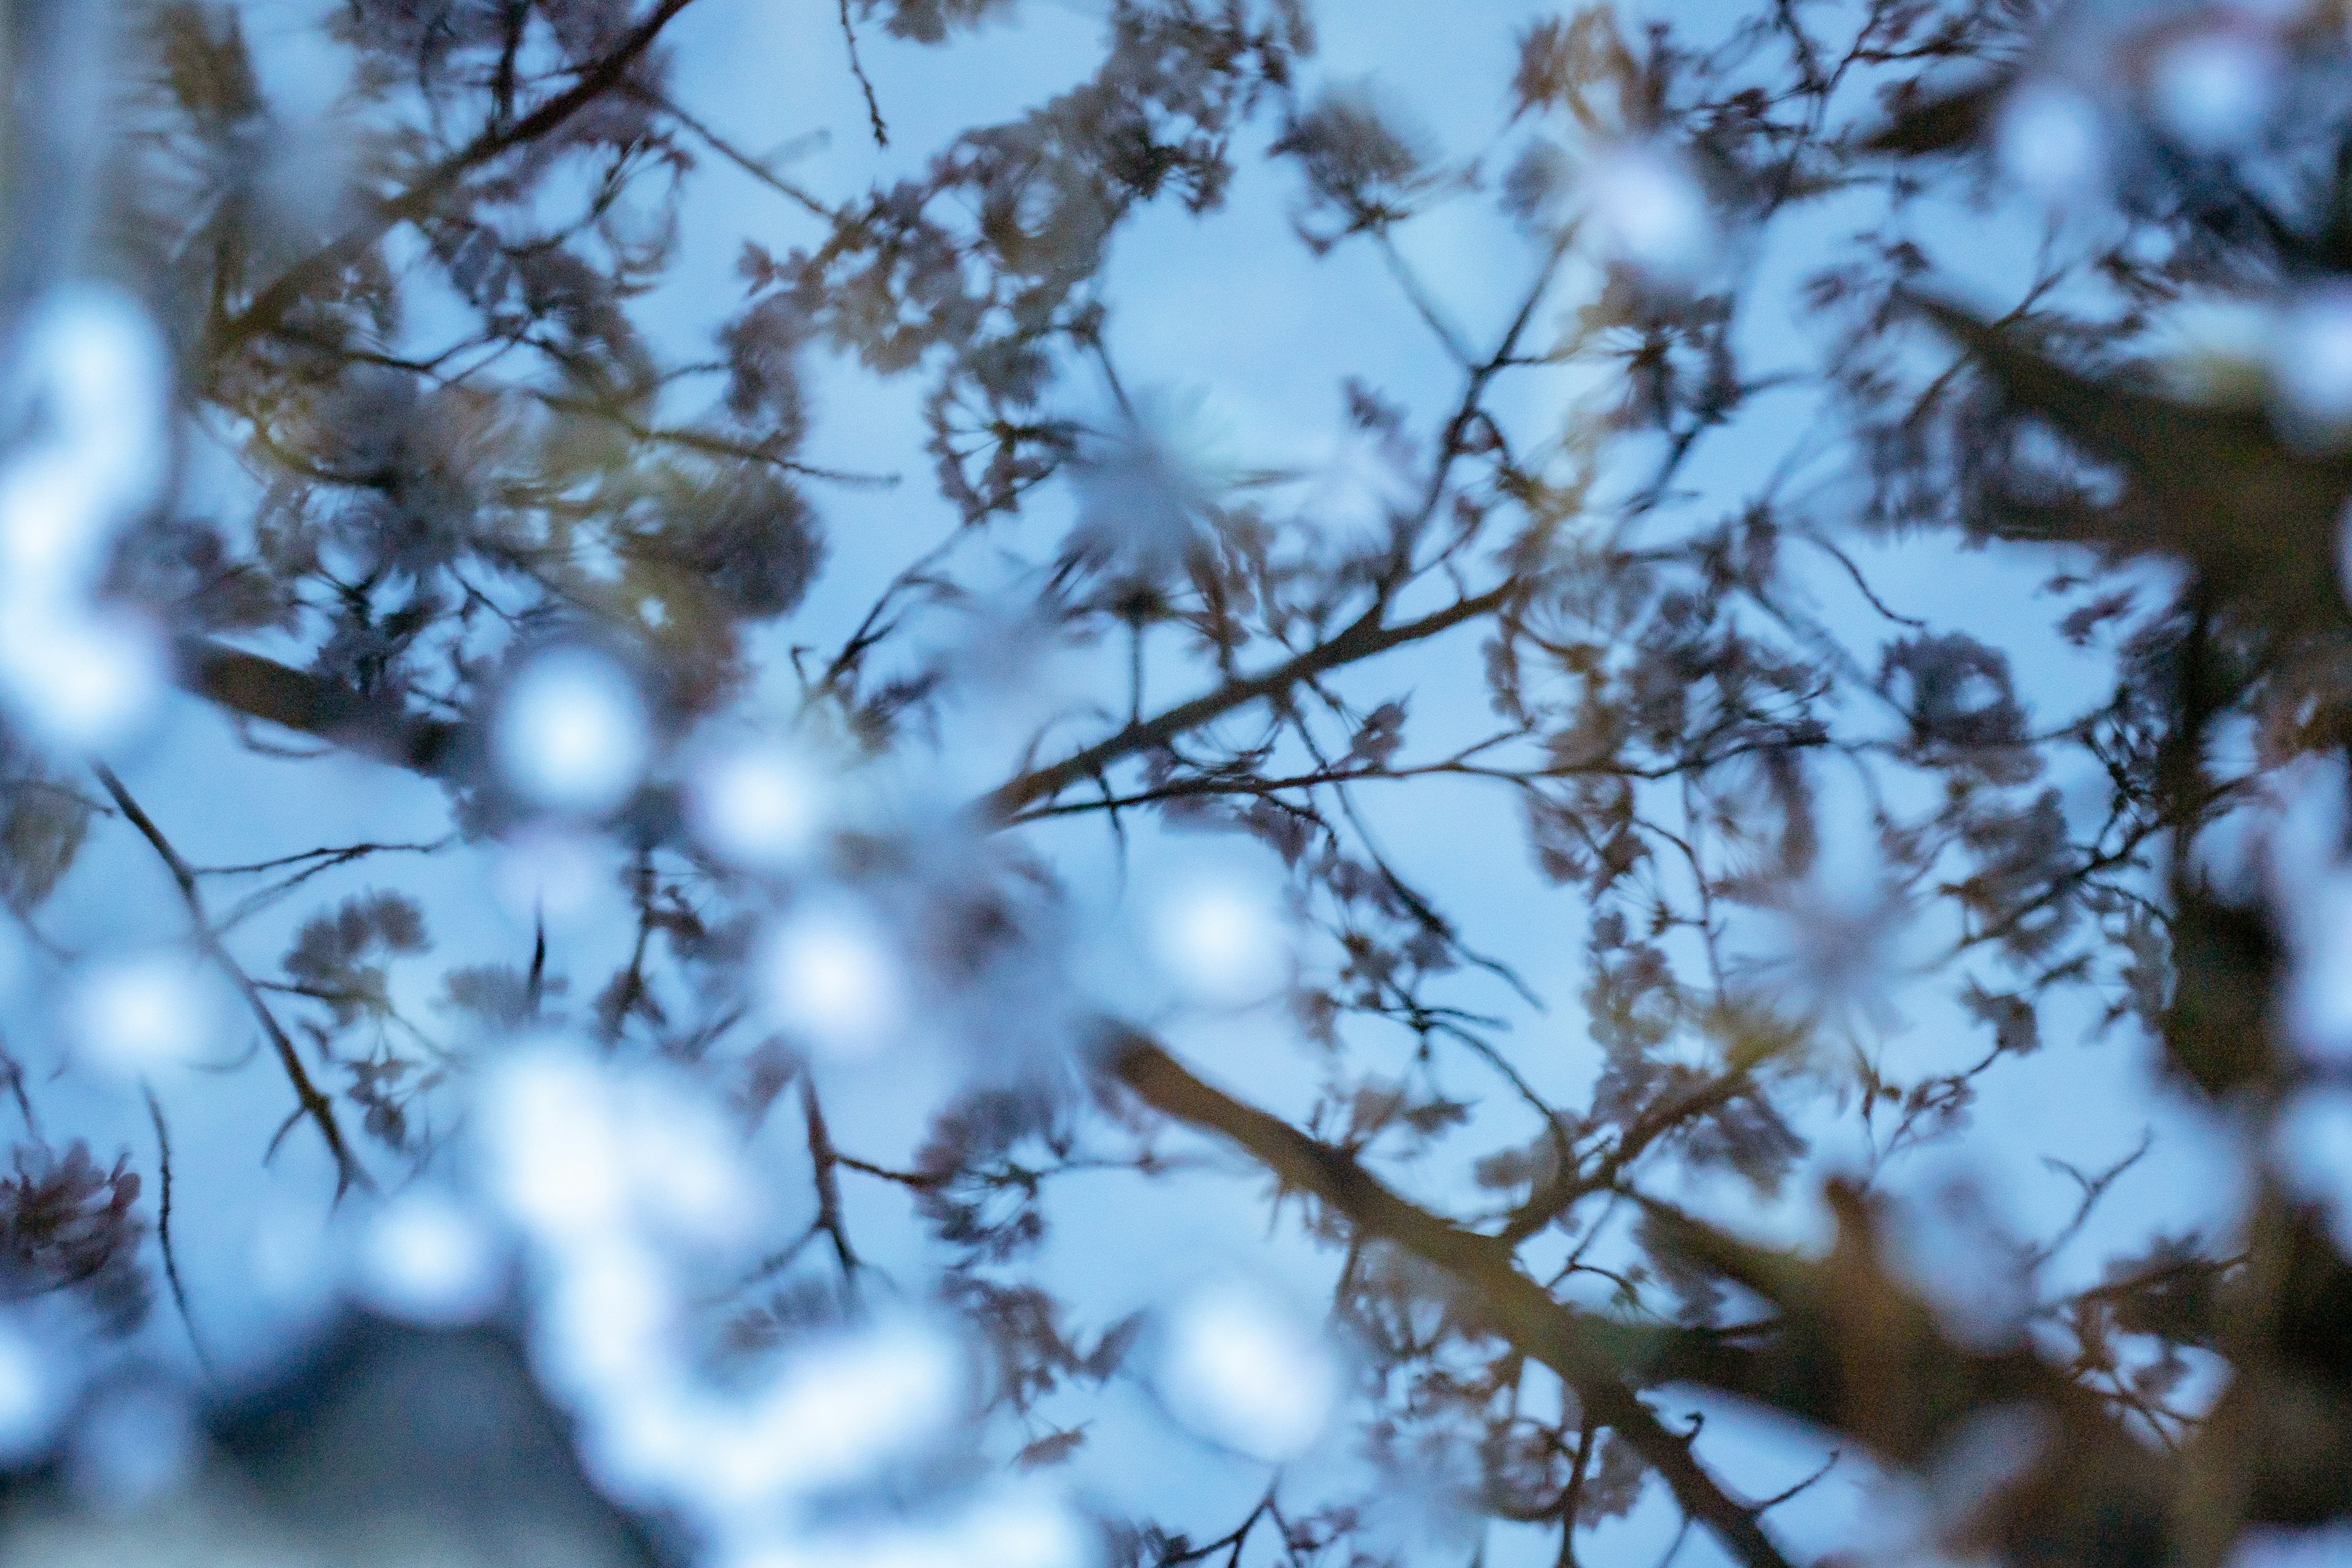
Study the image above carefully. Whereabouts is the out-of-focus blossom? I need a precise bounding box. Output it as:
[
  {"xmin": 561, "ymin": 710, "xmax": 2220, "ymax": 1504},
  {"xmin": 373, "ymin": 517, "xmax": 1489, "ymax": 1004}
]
[
  {"xmin": 2146, "ymin": 26, "xmax": 2278, "ymax": 152},
  {"xmin": 1064, "ymin": 388, "xmax": 1235, "ymax": 584},
  {"xmin": 691, "ymin": 1323, "xmax": 961, "ymax": 1507},
  {"xmin": 1158, "ymin": 1280, "xmax": 1340, "ymax": 1460},
  {"xmin": 1995, "ymin": 80, "xmax": 2109, "ymax": 201},
  {"xmin": 1583, "ymin": 143, "xmax": 1711, "ymax": 278},
  {"xmin": 480, "ymin": 1048, "xmax": 754, "ymax": 1248},
  {"xmin": 688, "ymin": 739, "xmax": 832, "ymax": 872},
  {"xmin": 533, "ymin": 1238, "xmax": 676, "ymax": 1405},
  {"xmin": 0, "ymin": 288, "xmax": 170, "ymax": 750},
  {"xmin": 2274, "ymin": 1088, "xmax": 2352, "ymax": 1251},
  {"xmin": 2269, "ymin": 284, "xmax": 2352, "ymax": 440},
  {"xmin": 492, "ymin": 648, "xmax": 650, "ymax": 815},
  {"xmin": 1289, "ymin": 420, "xmax": 1416, "ymax": 554},
  {"xmin": 756, "ymin": 904, "xmax": 909, "ymax": 1060},
  {"xmin": 470, "ymin": 1043, "xmax": 1026, "ymax": 1562},
  {"xmin": 64, "ymin": 952, "xmax": 219, "ymax": 1077},
  {"xmin": 352, "ymin": 1188, "xmax": 507, "ymax": 1327},
  {"xmin": 1152, "ymin": 875, "xmax": 1291, "ymax": 1009}
]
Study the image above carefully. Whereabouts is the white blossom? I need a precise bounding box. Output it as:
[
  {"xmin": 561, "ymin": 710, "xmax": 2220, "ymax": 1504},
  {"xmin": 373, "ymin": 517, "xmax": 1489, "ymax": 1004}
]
[
  {"xmin": 1152, "ymin": 875, "xmax": 1291, "ymax": 1009},
  {"xmin": 1994, "ymin": 81, "xmax": 2108, "ymax": 201},
  {"xmin": 493, "ymin": 647, "xmax": 651, "ymax": 815},
  {"xmin": 2148, "ymin": 28, "xmax": 2278, "ymax": 153},
  {"xmin": 1584, "ymin": 144, "xmax": 1711, "ymax": 278},
  {"xmin": 1158, "ymin": 1280, "xmax": 1340, "ymax": 1461},
  {"xmin": 688, "ymin": 739, "xmax": 832, "ymax": 872},
  {"xmin": 756, "ymin": 904, "xmax": 909, "ymax": 1060},
  {"xmin": 352, "ymin": 1188, "xmax": 508, "ymax": 1327},
  {"xmin": 64, "ymin": 952, "xmax": 220, "ymax": 1077}
]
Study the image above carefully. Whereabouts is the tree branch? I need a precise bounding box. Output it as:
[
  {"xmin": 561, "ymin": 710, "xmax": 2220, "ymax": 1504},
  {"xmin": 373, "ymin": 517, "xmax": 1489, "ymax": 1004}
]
[
  {"xmin": 94, "ymin": 766, "xmax": 372, "ymax": 1196},
  {"xmin": 1101, "ymin": 1027, "xmax": 1798, "ymax": 1568},
  {"xmin": 212, "ymin": 0, "xmax": 703, "ymax": 356},
  {"xmin": 978, "ymin": 583, "xmax": 1515, "ymax": 823}
]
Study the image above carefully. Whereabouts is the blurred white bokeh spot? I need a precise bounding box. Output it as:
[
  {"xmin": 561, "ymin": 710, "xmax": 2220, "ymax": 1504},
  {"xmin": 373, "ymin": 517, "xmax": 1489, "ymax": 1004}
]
[
  {"xmin": 478, "ymin": 1047, "xmax": 630, "ymax": 1242},
  {"xmin": 2147, "ymin": 28, "xmax": 2277, "ymax": 152},
  {"xmin": 687, "ymin": 741, "xmax": 829, "ymax": 872},
  {"xmin": 1152, "ymin": 876, "xmax": 1290, "ymax": 1009},
  {"xmin": 66, "ymin": 952, "xmax": 219, "ymax": 1077},
  {"xmin": 532, "ymin": 1237, "xmax": 677, "ymax": 1408},
  {"xmin": 493, "ymin": 648, "xmax": 650, "ymax": 815},
  {"xmin": 2271, "ymin": 284, "xmax": 2352, "ymax": 436},
  {"xmin": 756, "ymin": 905, "xmax": 908, "ymax": 1060},
  {"xmin": 1158, "ymin": 1280, "xmax": 1340, "ymax": 1461},
  {"xmin": 707, "ymin": 1322, "xmax": 962, "ymax": 1504},
  {"xmin": 1994, "ymin": 80, "xmax": 2107, "ymax": 201},
  {"xmin": 2274, "ymin": 1087, "xmax": 2352, "ymax": 1250},
  {"xmin": 1584, "ymin": 143, "xmax": 1711, "ymax": 277},
  {"xmin": 612, "ymin": 1077, "xmax": 756, "ymax": 1246},
  {"xmin": 352, "ymin": 1188, "xmax": 507, "ymax": 1327},
  {"xmin": 0, "ymin": 288, "xmax": 171, "ymax": 752},
  {"xmin": 0, "ymin": 610, "xmax": 165, "ymax": 752}
]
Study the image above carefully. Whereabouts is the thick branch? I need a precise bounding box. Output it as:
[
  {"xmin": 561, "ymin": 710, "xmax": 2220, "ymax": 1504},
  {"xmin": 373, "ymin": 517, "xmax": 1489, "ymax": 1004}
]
[
  {"xmin": 178, "ymin": 638, "xmax": 463, "ymax": 777},
  {"xmin": 978, "ymin": 584, "xmax": 1514, "ymax": 823},
  {"xmin": 1102, "ymin": 1028, "xmax": 1798, "ymax": 1568}
]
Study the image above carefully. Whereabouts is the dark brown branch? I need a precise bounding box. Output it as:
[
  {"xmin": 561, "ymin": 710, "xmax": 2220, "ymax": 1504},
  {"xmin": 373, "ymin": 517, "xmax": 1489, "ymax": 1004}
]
[
  {"xmin": 144, "ymin": 1087, "xmax": 213, "ymax": 1375},
  {"xmin": 178, "ymin": 638, "xmax": 463, "ymax": 777},
  {"xmin": 978, "ymin": 583, "xmax": 1515, "ymax": 822},
  {"xmin": 213, "ymin": 0, "xmax": 703, "ymax": 356},
  {"xmin": 1102, "ymin": 1027, "xmax": 1798, "ymax": 1568},
  {"xmin": 836, "ymin": 0, "xmax": 889, "ymax": 148}
]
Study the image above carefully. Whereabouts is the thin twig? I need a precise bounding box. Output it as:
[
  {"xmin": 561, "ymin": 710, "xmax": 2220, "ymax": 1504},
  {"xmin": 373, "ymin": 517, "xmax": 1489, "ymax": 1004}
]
[
  {"xmin": 94, "ymin": 766, "xmax": 370, "ymax": 1196},
  {"xmin": 837, "ymin": 0, "xmax": 889, "ymax": 148},
  {"xmin": 144, "ymin": 1086, "xmax": 215, "ymax": 1376}
]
